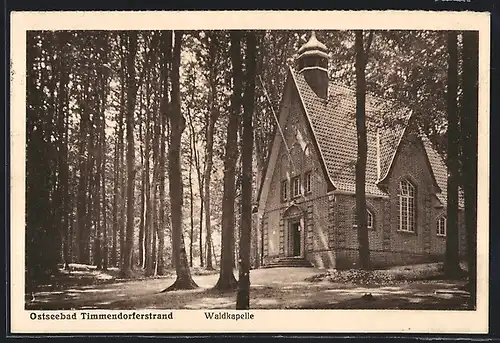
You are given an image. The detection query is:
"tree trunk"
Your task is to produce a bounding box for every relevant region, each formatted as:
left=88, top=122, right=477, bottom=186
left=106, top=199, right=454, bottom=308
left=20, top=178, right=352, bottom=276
left=76, top=74, right=91, bottom=264
left=89, top=117, right=97, bottom=267
left=203, top=132, right=213, bottom=270
left=162, top=31, right=198, bottom=291
left=102, top=137, right=108, bottom=271
left=144, top=81, right=154, bottom=276
left=189, top=138, right=195, bottom=267
left=200, top=33, right=222, bottom=272
left=121, top=32, right=138, bottom=277
left=157, top=31, right=171, bottom=276
left=138, top=107, right=146, bottom=268
left=185, top=94, right=197, bottom=267
left=204, top=126, right=214, bottom=271
left=47, top=37, right=62, bottom=274
left=214, top=31, right=242, bottom=291
left=199, top=199, right=204, bottom=267
left=149, top=61, right=161, bottom=276
left=57, top=32, right=71, bottom=270
left=112, top=120, right=119, bottom=267
left=101, top=86, right=109, bottom=270
left=460, top=30, right=478, bottom=307
left=95, top=36, right=109, bottom=270
left=94, top=88, right=103, bottom=271
left=193, top=127, right=204, bottom=269
left=444, top=31, right=462, bottom=278
left=354, top=30, right=372, bottom=270
left=118, top=34, right=127, bottom=269
left=152, top=181, right=158, bottom=275
left=189, top=106, right=204, bottom=268
left=236, top=31, right=257, bottom=309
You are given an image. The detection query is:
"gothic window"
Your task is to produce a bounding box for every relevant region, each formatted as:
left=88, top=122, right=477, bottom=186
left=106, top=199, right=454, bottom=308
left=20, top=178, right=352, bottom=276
left=291, top=176, right=301, bottom=198
left=304, top=171, right=312, bottom=194
left=437, top=215, right=446, bottom=236
left=399, top=179, right=416, bottom=232
left=280, top=180, right=288, bottom=202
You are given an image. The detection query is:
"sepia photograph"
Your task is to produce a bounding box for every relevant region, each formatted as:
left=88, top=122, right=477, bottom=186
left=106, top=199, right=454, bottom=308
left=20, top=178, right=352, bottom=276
left=10, top=11, right=490, bottom=334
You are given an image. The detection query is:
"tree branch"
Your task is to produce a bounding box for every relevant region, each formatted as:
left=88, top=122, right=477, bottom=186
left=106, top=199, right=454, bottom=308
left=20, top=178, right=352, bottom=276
left=363, top=30, right=374, bottom=68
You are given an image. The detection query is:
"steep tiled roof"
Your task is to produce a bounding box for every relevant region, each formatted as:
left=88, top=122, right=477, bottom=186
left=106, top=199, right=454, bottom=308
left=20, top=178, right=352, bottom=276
left=421, top=135, right=464, bottom=207
left=422, top=135, right=448, bottom=204
left=290, top=67, right=447, bottom=199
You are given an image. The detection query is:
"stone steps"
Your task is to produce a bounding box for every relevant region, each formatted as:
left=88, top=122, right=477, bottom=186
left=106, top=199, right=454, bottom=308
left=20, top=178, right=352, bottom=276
left=262, top=257, right=314, bottom=268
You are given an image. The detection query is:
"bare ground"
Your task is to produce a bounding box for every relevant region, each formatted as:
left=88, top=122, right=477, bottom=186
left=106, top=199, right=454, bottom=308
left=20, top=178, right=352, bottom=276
left=26, top=266, right=471, bottom=310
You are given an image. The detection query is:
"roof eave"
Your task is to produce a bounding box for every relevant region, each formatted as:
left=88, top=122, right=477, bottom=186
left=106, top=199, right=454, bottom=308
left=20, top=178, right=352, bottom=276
left=255, top=70, right=294, bottom=206
left=289, top=66, right=337, bottom=192
left=376, top=113, right=413, bottom=185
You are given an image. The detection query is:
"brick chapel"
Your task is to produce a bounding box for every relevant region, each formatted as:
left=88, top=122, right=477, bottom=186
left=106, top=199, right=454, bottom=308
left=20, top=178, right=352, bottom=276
left=256, top=32, right=466, bottom=269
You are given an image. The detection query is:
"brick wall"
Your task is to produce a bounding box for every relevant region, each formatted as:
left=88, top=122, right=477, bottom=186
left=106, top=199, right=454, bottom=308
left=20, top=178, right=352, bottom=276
left=383, top=134, right=434, bottom=256
left=332, top=133, right=467, bottom=269
left=261, top=87, right=467, bottom=269
left=262, top=86, right=331, bottom=265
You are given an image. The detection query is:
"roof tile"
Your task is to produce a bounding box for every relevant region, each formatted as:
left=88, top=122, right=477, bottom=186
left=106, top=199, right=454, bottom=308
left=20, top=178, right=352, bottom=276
left=291, top=68, right=450, bottom=203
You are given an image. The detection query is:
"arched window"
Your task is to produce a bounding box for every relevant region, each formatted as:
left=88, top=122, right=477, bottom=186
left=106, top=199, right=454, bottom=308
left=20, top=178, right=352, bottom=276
left=437, top=215, right=446, bottom=236
left=280, top=180, right=288, bottom=203
left=399, top=179, right=415, bottom=232
left=352, top=208, right=374, bottom=230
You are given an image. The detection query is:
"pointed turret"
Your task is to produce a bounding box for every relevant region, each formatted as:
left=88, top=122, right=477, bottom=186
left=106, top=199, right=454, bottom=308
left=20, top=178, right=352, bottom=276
left=297, top=31, right=329, bottom=99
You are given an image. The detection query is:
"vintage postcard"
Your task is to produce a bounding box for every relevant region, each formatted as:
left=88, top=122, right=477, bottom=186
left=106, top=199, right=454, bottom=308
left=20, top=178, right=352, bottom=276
left=10, top=10, right=490, bottom=334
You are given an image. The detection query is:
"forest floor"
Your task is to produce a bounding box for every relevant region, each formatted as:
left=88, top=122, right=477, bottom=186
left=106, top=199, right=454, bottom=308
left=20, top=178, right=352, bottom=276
left=26, top=263, right=471, bottom=310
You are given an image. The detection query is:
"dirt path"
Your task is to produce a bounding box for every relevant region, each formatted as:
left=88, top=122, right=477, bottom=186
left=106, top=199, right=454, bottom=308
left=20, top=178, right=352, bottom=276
left=27, top=267, right=470, bottom=310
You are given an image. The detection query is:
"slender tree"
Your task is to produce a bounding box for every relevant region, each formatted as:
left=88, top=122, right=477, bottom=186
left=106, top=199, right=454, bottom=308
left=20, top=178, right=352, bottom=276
left=118, top=33, right=127, bottom=269
left=444, top=31, right=462, bottom=278
left=460, top=30, right=479, bottom=307
left=138, top=85, right=146, bottom=268
left=236, top=31, right=257, bottom=309
left=111, top=98, right=120, bottom=267
left=151, top=60, right=161, bottom=275
left=188, top=116, right=195, bottom=267
left=56, top=32, right=71, bottom=270
left=144, top=63, right=154, bottom=276
left=203, top=32, right=222, bottom=271
left=214, top=30, right=242, bottom=291
left=157, top=30, right=172, bottom=276
left=354, top=30, right=373, bottom=270
left=121, top=31, right=138, bottom=277
left=76, top=45, right=91, bottom=264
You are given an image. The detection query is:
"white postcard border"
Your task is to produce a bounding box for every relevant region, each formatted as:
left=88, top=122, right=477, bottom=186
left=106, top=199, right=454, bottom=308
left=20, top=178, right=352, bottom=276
left=10, top=10, right=491, bottom=334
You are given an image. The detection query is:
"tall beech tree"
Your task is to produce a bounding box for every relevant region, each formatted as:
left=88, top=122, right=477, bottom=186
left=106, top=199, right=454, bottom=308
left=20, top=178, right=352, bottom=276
left=56, top=31, right=71, bottom=270
left=163, top=31, right=198, bottom=291
left=203, top=31, right=222, bottom=271
left=236, top=31, right=258, bottom=309
left=214, top=30, right=242, bottom=291
left=121, top=31, right=138, bottom=277
left=117, top=33, right=127, bottom=268
left=157, top=30, right=172, bottom=276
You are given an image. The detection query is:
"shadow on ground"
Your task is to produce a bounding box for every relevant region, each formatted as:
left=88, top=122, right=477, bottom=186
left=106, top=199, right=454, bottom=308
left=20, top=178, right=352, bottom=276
left=26, top=267, right=471, bottom=311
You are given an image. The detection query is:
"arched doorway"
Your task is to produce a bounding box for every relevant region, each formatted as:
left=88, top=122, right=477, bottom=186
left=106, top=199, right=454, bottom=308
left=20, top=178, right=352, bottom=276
left=283, top=204, right=305, bottom=258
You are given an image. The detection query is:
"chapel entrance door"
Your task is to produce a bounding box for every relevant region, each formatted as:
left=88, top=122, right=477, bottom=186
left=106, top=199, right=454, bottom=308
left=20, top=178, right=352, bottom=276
left=289, top=220, right=301, bottom=257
